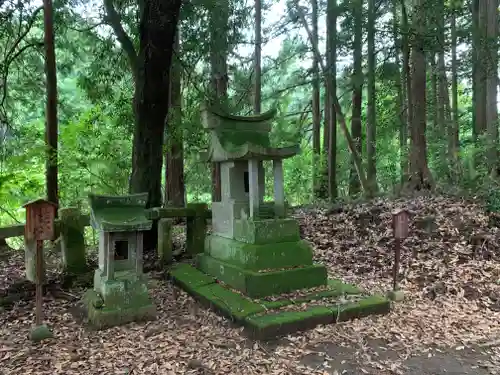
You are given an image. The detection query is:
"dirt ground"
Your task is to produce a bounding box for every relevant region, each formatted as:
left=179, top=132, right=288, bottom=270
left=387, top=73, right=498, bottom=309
left=2, top=195, right=500, bottom=374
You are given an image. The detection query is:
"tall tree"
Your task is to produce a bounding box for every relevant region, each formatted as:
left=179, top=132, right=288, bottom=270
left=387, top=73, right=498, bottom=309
left=485, top=0, right=498, bottom=174
left=129, top=0, right=183, bottom=247
left=254, top=0, right=262, bottom=114
left=408, top=0, right=433, bottom=189
left=209, top=0, right=230, bottom=202
left=449, top=1, right=459, bottom=180
left=349, top=0, right=363, bottom=196
left=311, top=0, right=321, bottom=197
left=366, top=0, right=377, bottom=194
left=165, top=30, right=185, bottom=207
left=44, top=0, right=58, bottom=206
left=325, top=0, right=338, bottom=200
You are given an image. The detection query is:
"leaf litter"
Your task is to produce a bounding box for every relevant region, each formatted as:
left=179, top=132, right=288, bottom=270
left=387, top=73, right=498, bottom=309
left=0, top=195, right=500, bottom=374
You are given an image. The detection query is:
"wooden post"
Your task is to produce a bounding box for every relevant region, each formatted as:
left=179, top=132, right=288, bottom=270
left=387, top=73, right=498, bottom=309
left=22, top=198, right=57, bottom=341
left=35, top=239, right=44, bottom=326
left=392, top=209, right=410, bottom=292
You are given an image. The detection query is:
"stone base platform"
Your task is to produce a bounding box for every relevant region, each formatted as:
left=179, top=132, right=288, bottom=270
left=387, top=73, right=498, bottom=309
left=169, top=264, right=390, bottom=340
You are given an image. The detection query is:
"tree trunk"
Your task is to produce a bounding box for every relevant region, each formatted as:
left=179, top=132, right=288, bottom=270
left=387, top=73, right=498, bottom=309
left=325, top=0, right=338, bottom=200
left=350, top=0, right=363, bottom=196
left=254, top=0, right=262, bottom=114
left=407, top=0, right=433, bottom=190
left=43, top=0, right=58, bottom=207
left=209, top=0, right=229, bottom=202
left=294, top=1, right=369, bottom=194
left=312, top=0, right=321, bottom=197
left=450, top=5, right=459, bottom=181
left=165, top=30, right=185, bottom=207
left=392, top=0, right=408, bottom=184
left=430, top=55, right=438, bottom=130
left=401, top=0, right=412, bottom=183
left=130, top=0, right=182, bottom=249
left=475, top=0, right=487, bottom=141
left=366, top=0, right=377, bottom=195
left=436, top=0, right=449, bottom=177
left=485, top=0, right=498, bottom=175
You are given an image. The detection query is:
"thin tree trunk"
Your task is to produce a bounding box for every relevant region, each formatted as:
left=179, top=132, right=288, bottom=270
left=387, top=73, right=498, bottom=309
left=312, top=0, right=321, bottom=197
left=430, top=55, right=438, bottom=131
left=350, top=0, right=363, bottom=196
left=366, top=0, right=377, bottom=195
left=165, top=30, right=185, bottom=207
left=450, top=6, right=459, bottom=181
left=43, top=0, right=58, bottom=207
left=294, top=1, right=369, bottom=193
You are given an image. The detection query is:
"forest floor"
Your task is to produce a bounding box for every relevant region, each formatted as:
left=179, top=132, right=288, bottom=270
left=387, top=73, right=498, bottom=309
left=2, top=194, right=500, bottom=374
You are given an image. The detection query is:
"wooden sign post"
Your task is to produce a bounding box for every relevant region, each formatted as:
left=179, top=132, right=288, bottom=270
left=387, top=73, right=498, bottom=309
left=390, top=209, right=410, bottom=301
left=23, top=198, right=57, bottom=342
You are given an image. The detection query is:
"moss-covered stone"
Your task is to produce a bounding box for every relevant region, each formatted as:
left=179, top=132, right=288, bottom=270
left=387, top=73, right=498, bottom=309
left=29, top=324, right=53, bottom=342
left=169, top=263, right=216, bottom=291
left=168, top=264, right=390, bottom=339
left=205, top=235, right=313, bottom=271
left=335, top=294, right=390, bottom=321
left=186, top=203, right=207, bottom=255
left=158, top=218, right=173, bottom=265
left=195, top=283, right=266, bottom=320
left=232, top=218, right=300, bottom=244
left=59, top=207, right=87, bottom=274
left=244, top=306, right=334, bottom=340
left=197, top=254, right=327, bottom=298
left=82, top=289, right=156, bottom=329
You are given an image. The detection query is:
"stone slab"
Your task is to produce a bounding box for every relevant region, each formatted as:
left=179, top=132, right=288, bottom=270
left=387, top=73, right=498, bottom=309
left=197, top=254, right=327, bottom=298
left=232, top=218, right=300, bottom=244
left=169, top=263, right=216, bottom=290
left=168, top=264, right=390, bottom=340
left=205, top=235, right=314, bottom=271
left=82, top=289, right=156, bottom=330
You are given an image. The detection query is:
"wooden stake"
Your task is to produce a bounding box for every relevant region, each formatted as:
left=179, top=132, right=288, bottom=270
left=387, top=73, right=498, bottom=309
left=393, top=238, right=401, bottom=291
left=35, top=239, right=44, bottom=326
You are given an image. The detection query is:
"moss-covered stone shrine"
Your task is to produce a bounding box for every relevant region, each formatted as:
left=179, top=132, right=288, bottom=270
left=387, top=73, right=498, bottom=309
left=82, top=193, right=156, bottom=329
left=170, top=105, right=390, bottom=339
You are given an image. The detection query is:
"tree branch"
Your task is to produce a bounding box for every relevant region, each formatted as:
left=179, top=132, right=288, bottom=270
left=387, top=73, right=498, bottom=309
left=103, top=0, right=138, bottom=81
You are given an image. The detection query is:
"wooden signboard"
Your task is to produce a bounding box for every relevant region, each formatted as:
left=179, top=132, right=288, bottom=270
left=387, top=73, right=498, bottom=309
left=23, top=199, right=57, bottom=241
left=392, top=209, right=410, bottom=240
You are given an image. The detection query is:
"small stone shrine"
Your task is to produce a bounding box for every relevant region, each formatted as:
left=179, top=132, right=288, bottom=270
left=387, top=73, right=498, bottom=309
left=83, top=193, right=156, bottom=329
left=198, top=104, right=328, bottom=297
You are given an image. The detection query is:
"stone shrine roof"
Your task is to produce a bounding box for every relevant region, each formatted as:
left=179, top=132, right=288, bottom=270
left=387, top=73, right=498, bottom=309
left=88, top=193, right=152, bottom=232
left=201, top=104, right=300, bottom=162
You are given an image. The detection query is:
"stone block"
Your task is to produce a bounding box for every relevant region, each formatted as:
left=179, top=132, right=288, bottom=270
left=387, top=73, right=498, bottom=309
left=186, top=203, right=207, bottom=255
left=232, top=218, right=300, bottom=244
left=158, top=218, right=173, bottom=265
left=197, top=254, right=327, bottom=298
left=59, top=207, right=87, bottom=274
left=205, top=234, right=314, bottom=271
left=82, top=289, right=156, bottom=330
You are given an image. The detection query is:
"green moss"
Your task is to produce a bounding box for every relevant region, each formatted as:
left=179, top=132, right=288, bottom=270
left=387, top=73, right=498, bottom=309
left=232, top=218, right=300, bottom=244
left=336, top=294, right=390, bottom=321
left=82, top=289, right=156, bottom=330
left=206, top=235, right=313, bottom=271
left=169, top=263, right=216, bottom=291
left=197, top=254, right=327, bottom=298
left=244, top=306, right=334, bottom=340
left=195, top=283, right=266, bottom=320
